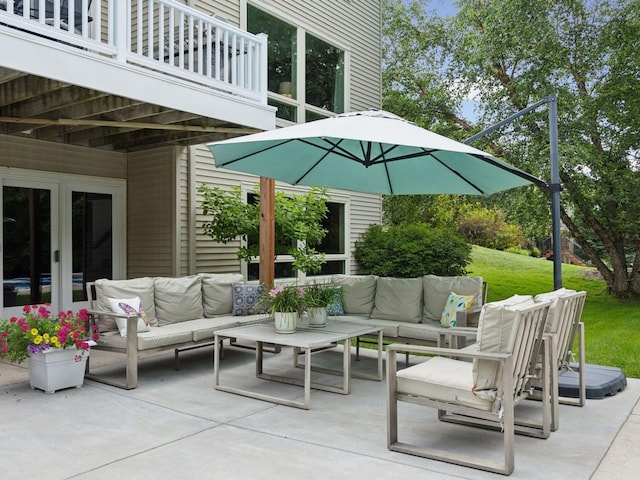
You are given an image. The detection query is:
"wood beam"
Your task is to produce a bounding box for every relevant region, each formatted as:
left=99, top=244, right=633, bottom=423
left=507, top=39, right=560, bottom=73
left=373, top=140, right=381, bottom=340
left=259, top=177, right=275, bottom=289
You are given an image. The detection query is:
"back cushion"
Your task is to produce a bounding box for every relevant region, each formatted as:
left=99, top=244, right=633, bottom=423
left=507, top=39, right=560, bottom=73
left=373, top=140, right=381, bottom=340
left=200, top=273, right=244, bottom=316
left=331, top=275, right=377, bottom=315
left=371, top=277, right=423, bottom=323
left=96, top=277, right=157, bottom=328
left=422, top=275, right=483, bottom=322
left=534, top=287, right=577, bottom=334
left=472, top=298, right=537, bottom=398
left=154, top=276, right=203, bottom=325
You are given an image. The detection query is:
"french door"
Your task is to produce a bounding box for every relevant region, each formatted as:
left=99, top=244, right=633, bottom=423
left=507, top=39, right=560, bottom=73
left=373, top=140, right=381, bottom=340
left=1, top=173, right=124, bottom=317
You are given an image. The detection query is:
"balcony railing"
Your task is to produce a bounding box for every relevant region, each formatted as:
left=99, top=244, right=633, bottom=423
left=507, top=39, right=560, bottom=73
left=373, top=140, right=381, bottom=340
left=0, top=0, right=268, bottom=103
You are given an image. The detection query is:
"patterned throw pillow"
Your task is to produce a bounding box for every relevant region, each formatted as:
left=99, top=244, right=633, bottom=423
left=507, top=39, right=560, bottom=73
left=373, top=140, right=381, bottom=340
left=108, top=296, right=152, bottom=337
left=440, top=292, right=475, bottom=328
left=232, top=284, right=265, bottom=316
left=326, top=286, right=344, bottom=316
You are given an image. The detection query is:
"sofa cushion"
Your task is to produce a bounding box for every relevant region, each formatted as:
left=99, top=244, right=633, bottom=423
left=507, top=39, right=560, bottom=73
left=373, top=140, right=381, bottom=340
left=107, top=296, right=151, bottom=337
left=423, top=275, right=483, bottom=322
left=371, top=277, right=423, bottom=323
left=200, top=273, right=244, bottom=316
left=95, top=277, right=157, bottom=328
left=337, top=315, right=400, bottom=337
left=440, top=292, right=475, bottom=328
left=154, top=276, right=204, bottom=326
left=232, top=284, right=265, bottom=316
left=331, top=275, right=377, bottom=315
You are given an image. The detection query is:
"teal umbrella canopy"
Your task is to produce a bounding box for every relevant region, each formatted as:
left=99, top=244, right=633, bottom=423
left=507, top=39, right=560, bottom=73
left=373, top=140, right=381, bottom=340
left=207, top=110, right=547, bottom=195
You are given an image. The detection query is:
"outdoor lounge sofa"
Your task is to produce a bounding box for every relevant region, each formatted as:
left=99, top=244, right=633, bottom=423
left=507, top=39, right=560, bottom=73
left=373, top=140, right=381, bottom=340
left=85, top=274, right=269, bottom=389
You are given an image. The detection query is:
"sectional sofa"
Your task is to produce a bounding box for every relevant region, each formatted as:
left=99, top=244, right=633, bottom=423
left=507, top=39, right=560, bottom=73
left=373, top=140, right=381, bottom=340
left=85, top=273, right=486, bottom=390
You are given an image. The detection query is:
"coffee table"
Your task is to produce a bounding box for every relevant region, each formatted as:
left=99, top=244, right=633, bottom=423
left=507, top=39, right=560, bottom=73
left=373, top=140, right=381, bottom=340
left=213, top=320, right=383, bottom=409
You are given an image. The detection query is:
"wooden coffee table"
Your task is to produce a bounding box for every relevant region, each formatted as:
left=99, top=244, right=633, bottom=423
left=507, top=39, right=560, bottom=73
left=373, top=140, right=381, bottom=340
left=213, top=321, right=383, bottom=409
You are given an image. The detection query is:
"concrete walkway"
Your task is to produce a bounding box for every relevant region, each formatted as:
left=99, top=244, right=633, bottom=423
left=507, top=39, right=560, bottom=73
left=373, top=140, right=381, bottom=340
left=0, top=345, right=638, bottom=479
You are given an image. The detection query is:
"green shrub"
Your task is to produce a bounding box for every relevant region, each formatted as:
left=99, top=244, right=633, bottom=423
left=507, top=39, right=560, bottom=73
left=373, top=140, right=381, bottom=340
left=354, top=223, right=471, bottom=277
left=456, top=204, right=525, bottom=250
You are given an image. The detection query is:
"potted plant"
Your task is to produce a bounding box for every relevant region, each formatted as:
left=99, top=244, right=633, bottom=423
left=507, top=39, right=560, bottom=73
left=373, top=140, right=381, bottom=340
left=0, top=304, right=100, bottom=393
left=303, top=283, right=341, bottom=327
left=261, top=284, right=306, bottom=333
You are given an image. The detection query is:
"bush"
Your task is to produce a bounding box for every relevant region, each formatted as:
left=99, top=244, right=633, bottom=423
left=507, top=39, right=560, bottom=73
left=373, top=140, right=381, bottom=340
left=456, top=205, right=525, bottom=250
left=354, top=223, right=471, bottom=277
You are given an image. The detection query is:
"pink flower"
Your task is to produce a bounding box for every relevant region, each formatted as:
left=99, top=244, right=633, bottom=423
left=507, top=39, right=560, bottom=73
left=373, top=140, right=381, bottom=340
left=268, top=285, right=284, bottom=297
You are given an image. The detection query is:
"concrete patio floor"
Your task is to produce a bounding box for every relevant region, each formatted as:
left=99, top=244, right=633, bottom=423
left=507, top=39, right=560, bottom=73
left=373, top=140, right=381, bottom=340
left=1, top=344, right=638, bottom=480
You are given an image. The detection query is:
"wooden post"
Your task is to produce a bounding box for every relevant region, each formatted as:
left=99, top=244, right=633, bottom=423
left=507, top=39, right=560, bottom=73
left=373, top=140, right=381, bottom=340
left=259, top=177, right=275, bottom=289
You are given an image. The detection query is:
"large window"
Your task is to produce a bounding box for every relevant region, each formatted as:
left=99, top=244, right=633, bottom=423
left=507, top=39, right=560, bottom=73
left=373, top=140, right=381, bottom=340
left=245, top=193, right=347, bottom=281
left=247, top=5, right=347, bottom=122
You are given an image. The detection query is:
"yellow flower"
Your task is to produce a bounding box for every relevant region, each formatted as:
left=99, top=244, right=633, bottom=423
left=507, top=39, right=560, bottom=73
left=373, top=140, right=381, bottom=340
left=54, top=341, right=61, bottom=348
left=43, top=333, right=50, bottom=341
left=30, top=328, right=38, bottom=336
left=51, top=336, right=58, bottom=344
left=34, top=335, right=43, bottom=345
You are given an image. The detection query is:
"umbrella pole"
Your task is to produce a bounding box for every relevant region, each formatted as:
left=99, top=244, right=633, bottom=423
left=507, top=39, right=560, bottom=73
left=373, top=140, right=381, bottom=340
left=259, top=177, right=275, bottom=289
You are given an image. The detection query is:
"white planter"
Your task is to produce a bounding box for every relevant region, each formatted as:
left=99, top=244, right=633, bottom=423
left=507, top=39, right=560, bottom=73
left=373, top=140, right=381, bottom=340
left=28, top=347, right=90, bottom=394
left=274, top=312, right=298, bottom=334
left=307, top=307, right=327, bottom=327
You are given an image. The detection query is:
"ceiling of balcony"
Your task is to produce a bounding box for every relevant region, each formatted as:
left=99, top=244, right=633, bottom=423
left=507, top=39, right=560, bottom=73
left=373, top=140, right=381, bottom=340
left=0, top=67, right=260, bottom=153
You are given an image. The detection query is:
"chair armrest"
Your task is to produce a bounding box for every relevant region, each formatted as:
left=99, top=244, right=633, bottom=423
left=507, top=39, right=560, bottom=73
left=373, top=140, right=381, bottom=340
left=386, top=343, right=510, bottom=362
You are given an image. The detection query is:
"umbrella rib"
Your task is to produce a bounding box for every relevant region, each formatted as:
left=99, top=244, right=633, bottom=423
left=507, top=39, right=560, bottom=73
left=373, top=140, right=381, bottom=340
left=217, top=139, right=296, bottom=167
left=429, top=151, right=487, bottom=194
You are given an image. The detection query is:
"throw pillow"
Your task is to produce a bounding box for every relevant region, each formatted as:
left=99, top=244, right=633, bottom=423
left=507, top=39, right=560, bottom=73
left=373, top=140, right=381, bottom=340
left=232, top=284, right=265, bottom=316
left=107, top=296, right=152, bottom=337
left=440, top=292, right=475, bottom=328
left=325, top=285, right=344, bottom=316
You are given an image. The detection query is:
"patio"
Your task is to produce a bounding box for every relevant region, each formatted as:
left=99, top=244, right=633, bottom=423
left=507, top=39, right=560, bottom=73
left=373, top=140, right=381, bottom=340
left=0, top=344, right=638, bottom=479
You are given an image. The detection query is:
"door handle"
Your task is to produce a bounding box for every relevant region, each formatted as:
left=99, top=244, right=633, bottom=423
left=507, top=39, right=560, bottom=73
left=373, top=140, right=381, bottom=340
left=54, top=250, right=60, bottom=262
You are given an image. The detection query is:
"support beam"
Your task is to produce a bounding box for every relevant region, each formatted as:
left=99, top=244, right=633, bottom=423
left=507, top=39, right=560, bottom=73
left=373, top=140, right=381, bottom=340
left=259, top=177, right=275, bottom=289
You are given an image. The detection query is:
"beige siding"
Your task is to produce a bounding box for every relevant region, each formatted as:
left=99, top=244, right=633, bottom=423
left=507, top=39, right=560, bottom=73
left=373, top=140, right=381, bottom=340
left=0, top=134, right=126, bottom=177
left=127, top=147, right=177, bottom=278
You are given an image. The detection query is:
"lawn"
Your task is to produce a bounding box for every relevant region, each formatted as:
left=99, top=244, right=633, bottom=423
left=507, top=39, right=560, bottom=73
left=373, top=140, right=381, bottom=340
left=468, top=246, right=640, bottom=378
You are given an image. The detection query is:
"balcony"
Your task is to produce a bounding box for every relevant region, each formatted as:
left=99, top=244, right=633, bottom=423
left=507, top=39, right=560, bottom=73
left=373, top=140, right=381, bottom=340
left=0, top=0, right=273, bottom=151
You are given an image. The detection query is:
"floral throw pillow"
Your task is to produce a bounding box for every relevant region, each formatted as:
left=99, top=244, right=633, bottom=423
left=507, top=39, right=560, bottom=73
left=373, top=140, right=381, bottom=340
left=326, top=286, right=344, bottom=316
left=440, top=292, right=475, bottom=328
left=108, top=296, right=151, bottom=337
left=232, top=284, right=265, bottom=316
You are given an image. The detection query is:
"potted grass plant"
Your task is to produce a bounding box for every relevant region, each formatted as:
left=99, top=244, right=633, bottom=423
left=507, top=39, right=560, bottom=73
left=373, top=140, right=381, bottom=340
left=261, top=285, right=306, bottom=333
left=303, top=283, right=341, bottom=327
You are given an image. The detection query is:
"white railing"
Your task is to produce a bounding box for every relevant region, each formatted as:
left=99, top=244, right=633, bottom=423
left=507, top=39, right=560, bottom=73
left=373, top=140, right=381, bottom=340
left=0, top=0, right=267, bottom=103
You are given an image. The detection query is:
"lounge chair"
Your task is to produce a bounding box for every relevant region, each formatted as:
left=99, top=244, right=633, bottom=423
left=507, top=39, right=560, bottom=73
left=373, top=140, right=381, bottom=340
left=386, top=299, right=551, bottom=475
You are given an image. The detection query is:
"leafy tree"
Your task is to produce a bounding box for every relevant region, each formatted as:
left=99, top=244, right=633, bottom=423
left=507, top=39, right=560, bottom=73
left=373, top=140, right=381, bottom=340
left=383, top=0, right=640, bottom=297
left=199, top=185, right=329, bottom=274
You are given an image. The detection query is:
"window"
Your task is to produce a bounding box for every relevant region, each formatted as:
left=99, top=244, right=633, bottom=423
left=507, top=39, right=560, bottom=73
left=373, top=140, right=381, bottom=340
left=247, top=5, right=347, bottom=121
left=245, top=193, right=347, bottom=281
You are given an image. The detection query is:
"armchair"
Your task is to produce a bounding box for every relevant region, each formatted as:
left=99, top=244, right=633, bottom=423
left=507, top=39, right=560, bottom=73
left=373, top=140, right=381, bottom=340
left=386, top=299, right=551, bottom=475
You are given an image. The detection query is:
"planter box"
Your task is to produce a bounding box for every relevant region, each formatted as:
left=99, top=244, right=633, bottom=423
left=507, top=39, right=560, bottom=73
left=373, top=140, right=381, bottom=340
left=28, top=347, right=90, bottom=394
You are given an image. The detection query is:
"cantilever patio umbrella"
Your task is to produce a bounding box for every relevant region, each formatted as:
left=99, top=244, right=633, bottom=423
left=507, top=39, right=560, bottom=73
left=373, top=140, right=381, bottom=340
left=207, top=110, right=548, bottom=283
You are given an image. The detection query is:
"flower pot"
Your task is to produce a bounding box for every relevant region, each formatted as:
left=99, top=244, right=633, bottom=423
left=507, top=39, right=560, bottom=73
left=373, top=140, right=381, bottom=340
left=307, top=307, right=327, bottom=327
left=28, top=347, right=90, bottom=394
left=274, top=312, right=298, bottom=334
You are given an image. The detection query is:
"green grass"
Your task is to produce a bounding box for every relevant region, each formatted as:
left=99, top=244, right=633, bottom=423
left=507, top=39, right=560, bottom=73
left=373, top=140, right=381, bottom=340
left=468, top=246, right=640, bottom=378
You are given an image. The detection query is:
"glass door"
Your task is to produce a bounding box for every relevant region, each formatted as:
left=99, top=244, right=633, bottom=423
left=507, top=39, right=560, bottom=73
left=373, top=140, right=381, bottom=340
left=2, top=181, right=59, bottom=316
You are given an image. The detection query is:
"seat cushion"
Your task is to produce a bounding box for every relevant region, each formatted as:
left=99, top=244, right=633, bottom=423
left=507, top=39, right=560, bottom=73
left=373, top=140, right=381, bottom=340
left=397, top=321, right=441, bottom=343
left=331, top=275, right=377, bottom=315
left=338, top=315, right=400, bottom=337
left=96, top=324, right=194, bottom=351
left=154, top=276, right=204, bottom=325
left=371, top=277, right=423, bottom=323
left=396, top=357, right=493, bottom=411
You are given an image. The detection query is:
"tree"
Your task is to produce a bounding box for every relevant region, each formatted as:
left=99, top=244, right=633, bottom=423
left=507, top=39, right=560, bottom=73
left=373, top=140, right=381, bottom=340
left=383, top=0, right=640, bottom=297
left=199, top=185, right=329, bottom=275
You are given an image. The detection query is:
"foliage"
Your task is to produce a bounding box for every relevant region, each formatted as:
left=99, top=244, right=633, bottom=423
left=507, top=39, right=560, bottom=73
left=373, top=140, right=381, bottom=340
left=455, top=203, right=525, bottom=250
left=467, top=245, right=640, bottom=378
left=354, top=223, right=471, bottom=277
left=382, top=0, right=640, bottom=298
left=302, top=283, right=341, bottom=309
left=199, top=185, right=329, bottom=274
left=0, top=304, right=99, bottom=364
left=260, top=285, right=306, bottom=315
